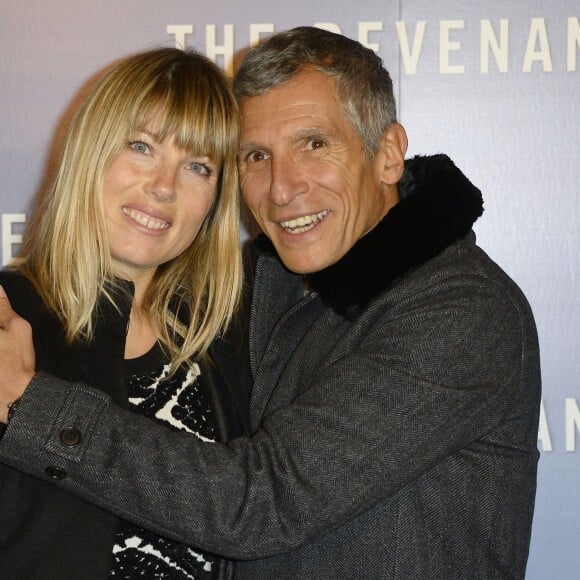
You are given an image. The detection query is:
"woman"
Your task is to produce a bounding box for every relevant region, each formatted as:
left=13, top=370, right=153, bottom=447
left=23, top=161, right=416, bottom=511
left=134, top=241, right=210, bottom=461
left=0, top=48, right=248, bottom=578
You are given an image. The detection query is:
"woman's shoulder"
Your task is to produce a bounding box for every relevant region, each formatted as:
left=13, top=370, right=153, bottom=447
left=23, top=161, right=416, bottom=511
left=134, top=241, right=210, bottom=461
left=0, top=268, right=33, bottom=292
left=0, top=268, right=46, bottom=318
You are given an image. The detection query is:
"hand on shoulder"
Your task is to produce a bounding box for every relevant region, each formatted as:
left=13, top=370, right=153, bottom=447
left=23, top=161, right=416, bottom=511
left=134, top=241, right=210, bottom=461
left=0, top=285, right=35, bottom=424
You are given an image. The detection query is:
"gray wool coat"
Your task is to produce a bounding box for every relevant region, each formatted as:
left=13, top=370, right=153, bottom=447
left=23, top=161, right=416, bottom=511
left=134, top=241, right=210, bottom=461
left=0, top=155, right=541, bottom=579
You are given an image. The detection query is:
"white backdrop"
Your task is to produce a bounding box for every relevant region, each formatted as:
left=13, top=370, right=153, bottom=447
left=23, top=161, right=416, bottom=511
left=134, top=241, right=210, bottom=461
left=1, top=2, right=578, bottom=577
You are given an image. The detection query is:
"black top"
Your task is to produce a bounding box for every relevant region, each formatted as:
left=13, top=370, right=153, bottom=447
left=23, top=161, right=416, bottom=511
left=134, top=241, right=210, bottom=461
left=108, top=344, right=215, bottom=579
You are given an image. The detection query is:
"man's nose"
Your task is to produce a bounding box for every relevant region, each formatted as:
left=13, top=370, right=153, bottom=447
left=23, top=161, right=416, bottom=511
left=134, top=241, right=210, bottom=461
left=269, top=156, right=308, bottom=206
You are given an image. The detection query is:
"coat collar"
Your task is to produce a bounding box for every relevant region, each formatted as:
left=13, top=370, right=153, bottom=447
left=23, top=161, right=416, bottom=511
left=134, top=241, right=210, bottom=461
left=255, top=154, right=484, bottom=316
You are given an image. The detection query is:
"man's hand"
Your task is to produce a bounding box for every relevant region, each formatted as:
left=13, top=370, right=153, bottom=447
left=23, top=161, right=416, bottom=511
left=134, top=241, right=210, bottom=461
left=0, top=285, right=35, bottom=424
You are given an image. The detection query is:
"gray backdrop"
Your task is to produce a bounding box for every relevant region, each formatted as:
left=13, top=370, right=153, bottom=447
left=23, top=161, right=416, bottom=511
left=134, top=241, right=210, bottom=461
left=1, top=1, right=578, bottom=577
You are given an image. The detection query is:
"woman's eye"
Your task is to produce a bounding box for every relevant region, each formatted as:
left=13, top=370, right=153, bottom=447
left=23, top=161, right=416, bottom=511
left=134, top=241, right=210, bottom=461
left=188, top=162, right=211, bottom=176
left=129, top=141, right=150, bottom=154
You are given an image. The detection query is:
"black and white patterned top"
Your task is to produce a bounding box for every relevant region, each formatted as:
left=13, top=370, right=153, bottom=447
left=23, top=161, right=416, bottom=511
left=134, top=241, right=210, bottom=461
left=108, top=343, right=216, bottom=579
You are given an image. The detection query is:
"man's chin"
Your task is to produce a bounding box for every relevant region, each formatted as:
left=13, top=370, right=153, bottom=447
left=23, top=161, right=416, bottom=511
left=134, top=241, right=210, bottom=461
left=267, top=229, right=341, bottom=274
left=276, top=249, right=334, bottom=275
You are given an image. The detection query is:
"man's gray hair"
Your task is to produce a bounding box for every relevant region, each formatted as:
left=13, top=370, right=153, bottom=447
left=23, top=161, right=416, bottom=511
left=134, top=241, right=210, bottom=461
left=233, top=26, right=398, bottom=157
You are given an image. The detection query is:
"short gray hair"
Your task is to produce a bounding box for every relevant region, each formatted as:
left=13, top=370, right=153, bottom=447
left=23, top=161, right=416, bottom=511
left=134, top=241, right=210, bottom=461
left=233, top=26, right=398, bottom=157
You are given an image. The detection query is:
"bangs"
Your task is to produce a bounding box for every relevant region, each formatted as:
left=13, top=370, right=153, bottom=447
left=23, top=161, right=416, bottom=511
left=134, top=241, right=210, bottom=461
left=127, top=76, right=236, bottom=162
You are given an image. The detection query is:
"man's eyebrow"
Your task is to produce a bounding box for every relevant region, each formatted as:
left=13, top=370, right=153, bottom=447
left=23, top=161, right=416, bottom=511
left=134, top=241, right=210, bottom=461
left=238, top=127, right=333, bottom=151
left=289, top=125, right=336, bottom=141
left=237, top=142, right=264, bottom=154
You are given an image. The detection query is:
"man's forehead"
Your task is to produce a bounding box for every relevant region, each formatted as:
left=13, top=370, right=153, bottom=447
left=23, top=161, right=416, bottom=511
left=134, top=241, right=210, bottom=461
left=242, top=70, right=338, bottom=111
left=239, top=73, right=343, bottom=144
left=241, top=105, right=329, bottom=133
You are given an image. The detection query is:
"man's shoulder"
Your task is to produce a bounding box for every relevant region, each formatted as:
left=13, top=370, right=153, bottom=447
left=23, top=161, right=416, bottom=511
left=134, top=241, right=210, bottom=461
left=450, top=236, right=531, bottom=304
left=415, top=233, right=518, bottom=286
left=401, top=234, right=536, bottom=327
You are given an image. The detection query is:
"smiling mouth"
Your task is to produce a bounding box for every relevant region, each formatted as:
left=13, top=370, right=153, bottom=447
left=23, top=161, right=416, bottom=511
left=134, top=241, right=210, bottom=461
left=279, top=210, right=329, bottom=234
left=123, top=207, right=170, bottom=230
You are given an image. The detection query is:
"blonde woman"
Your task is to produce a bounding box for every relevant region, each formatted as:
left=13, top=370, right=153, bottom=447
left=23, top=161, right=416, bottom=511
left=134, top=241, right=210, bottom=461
left=0, top=48, right=248, bottom=578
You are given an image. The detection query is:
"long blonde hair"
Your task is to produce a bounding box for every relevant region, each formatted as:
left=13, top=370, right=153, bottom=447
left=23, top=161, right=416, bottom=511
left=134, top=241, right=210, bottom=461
left=22, top=48, right=242, bottom=369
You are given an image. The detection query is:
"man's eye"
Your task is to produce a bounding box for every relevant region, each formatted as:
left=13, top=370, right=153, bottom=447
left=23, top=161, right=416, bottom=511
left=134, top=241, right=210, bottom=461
left=129, top=141, right=150, bottom=154
left=247, top=150, right=268, bottom=163
left=306, top=139, right=326, bottom=151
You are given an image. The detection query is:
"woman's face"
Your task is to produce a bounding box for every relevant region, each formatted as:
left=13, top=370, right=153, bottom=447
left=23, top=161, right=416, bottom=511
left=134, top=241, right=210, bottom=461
left=103, top=123, right=220, bottom=284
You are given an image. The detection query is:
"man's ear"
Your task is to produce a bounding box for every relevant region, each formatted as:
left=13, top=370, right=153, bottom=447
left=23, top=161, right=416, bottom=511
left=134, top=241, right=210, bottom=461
left=379, top=123, right=408, bottom=185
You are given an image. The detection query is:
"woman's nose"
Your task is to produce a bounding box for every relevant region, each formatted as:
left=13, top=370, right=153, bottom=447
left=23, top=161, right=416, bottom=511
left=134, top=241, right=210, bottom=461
left=148, top=163, right=177, bottom=202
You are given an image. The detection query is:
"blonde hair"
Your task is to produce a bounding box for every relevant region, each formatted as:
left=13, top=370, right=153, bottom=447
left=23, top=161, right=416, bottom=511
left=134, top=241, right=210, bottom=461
left=22, top=47, right=242, bottom=370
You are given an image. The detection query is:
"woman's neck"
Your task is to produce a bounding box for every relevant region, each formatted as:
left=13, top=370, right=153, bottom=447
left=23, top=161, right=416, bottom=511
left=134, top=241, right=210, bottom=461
left=120, top=269, right=159, bottom=360
left=125, top=305, right=158, bottom=360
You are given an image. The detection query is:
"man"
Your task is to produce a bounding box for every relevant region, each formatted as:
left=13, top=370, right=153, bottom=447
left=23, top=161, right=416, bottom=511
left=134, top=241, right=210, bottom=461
left=0, top=27, right=541, bottom=578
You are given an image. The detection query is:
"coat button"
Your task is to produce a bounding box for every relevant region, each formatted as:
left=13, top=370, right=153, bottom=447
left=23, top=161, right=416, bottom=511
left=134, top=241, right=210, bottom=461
left=59, top=427, right=82, bottom=447
left=45, top=466, right=67, bottom=480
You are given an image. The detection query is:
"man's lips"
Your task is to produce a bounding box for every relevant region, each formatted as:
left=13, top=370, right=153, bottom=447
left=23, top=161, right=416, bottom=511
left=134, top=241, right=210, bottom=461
left=278, top=209, right=329, bottom=234
left=122, top=206, right=171, bottom=230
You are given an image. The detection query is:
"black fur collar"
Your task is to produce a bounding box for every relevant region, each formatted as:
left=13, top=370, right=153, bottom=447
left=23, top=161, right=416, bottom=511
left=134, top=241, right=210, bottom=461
left=257, top=154, right=484, bottom=316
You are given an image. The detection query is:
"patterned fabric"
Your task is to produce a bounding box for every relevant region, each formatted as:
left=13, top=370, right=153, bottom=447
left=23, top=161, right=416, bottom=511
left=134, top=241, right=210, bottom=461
left=109, top=344, right=215, bottom=579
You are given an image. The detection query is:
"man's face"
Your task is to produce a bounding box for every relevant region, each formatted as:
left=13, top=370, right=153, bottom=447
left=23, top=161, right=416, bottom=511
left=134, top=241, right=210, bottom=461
left=238, top=68, right=406, bottom=274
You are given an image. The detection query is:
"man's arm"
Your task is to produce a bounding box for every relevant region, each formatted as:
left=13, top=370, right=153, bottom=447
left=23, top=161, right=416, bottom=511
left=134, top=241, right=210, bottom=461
left=0, top=278, right=538, bottom=559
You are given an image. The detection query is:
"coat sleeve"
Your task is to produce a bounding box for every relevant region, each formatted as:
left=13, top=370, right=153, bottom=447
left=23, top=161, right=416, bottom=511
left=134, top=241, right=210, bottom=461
left=0, top=271, right=540, bottom=560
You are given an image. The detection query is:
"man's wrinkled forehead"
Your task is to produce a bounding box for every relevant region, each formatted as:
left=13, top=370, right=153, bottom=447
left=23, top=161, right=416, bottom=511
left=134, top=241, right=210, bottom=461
left=239, top=70, right=343, bottom=140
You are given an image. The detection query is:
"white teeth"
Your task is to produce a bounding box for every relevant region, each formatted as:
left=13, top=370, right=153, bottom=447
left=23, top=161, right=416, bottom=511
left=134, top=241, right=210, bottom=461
left=123, top=207, right=170, bottom=230
left=279, top=210, right=329, bottom=234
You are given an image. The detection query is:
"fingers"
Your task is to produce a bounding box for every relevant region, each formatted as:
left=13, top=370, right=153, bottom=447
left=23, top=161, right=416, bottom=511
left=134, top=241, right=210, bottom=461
left=0, top=285, right=36, bottom=418
left=0, top=285, right=16, bottom=329
left=0, top=284, right=34, bottom=360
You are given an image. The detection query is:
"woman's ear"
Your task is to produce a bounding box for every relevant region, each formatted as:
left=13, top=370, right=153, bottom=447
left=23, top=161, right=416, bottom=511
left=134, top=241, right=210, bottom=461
left=379, top=123, right=408, bottom=185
